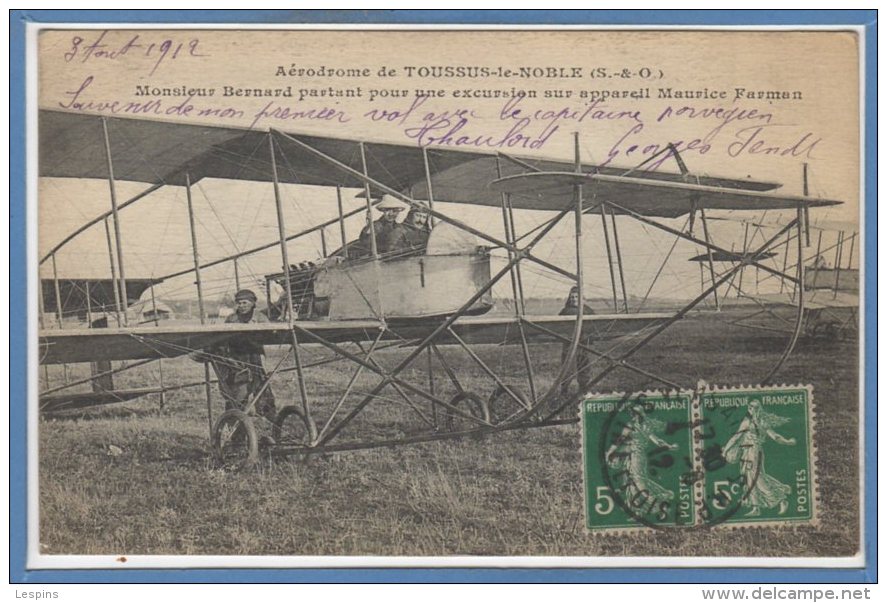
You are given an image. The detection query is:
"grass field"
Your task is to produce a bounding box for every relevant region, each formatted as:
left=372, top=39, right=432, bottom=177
left=38, top=314, right=860, bottom=558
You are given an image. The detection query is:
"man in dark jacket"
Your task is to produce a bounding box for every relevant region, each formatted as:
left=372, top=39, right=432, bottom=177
left=356, top=195, right=410, bottom=257
left=401, top=201, right=432, bottom=253
left=212, top=288, right=277, bottom=421
left=558, top=285, right=594, bottom=398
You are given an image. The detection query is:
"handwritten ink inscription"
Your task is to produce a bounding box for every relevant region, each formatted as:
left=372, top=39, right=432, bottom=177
left=50, top=54, right=822, bottom=165
left=63, top=31, right=206, bottom=76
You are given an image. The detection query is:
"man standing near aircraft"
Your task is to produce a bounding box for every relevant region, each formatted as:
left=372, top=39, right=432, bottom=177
left=559, top=285, right=594, bottom=399
left=208, top=288, right=277, bottom=421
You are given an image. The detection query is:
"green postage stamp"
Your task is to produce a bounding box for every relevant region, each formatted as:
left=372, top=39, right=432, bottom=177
left=582, top=384, right=816, bottom=531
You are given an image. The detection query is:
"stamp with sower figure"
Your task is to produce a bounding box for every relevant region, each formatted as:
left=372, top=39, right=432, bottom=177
left=699, top=385, right=816, bottom=526
left=583, top=391, right=697, bottom=530
left=582, top=384, right=816, bottom=531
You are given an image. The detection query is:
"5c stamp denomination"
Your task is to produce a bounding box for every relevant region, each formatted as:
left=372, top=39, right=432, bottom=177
left=583, top=384, right=816, bottom=531
left=700, top=385, right=816, bottom=526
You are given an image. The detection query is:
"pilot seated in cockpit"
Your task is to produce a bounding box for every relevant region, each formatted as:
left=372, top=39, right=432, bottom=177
left=331, top=196, right=432, bottom=261
left=353, top=195, right=409, bottom=258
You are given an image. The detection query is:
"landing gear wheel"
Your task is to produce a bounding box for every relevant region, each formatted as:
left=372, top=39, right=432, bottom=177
left=443, top=392, right=491, bottom=432
left=272, top=405, right=313, bottom=447
left=212, top=409, right=259, bottom=470
left=487, top=384, right=530, bottom=423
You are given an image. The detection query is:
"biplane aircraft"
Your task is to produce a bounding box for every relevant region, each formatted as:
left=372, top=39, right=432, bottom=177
left=685, top=213, right=859, bottom=342
left=37, top=109, right=843, bottom=467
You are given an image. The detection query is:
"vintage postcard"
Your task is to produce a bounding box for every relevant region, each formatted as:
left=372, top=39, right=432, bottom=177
left=29, top=24, right=864, bottom=568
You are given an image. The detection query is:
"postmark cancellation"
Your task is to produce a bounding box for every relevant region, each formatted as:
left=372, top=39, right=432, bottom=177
left=582, top=383, right=817, bottom=532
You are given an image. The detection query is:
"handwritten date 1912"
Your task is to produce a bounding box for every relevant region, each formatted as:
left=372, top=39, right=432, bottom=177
left=63, top=31, right=205, bottom=76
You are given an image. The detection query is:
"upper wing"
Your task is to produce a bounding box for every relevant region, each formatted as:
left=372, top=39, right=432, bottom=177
left=39, top=110, right=488, bottom=190
left=488, top=172, right=842, bottom=217
left=40, top=110, right=787, bottom=215
left=39, top=110, right=257, bottom=186
left=411, top=156, right=783, bottom=211
left=38, top=313, right=673, bottom=364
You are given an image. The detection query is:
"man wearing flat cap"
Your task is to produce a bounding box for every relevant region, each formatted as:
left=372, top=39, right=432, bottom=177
left=210, top=288, right=276, bottom=420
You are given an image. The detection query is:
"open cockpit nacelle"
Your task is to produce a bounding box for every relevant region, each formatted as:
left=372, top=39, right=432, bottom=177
left=266, top=222, right=493, bottom=322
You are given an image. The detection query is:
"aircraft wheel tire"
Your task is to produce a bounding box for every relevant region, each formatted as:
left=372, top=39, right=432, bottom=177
left=443, top=392, right=491, bottom=434
left=212, top=409, right=259, bottom=470
left=487, top=384, right=530, bottom=423
left=272, top=405, right=312, bottom=447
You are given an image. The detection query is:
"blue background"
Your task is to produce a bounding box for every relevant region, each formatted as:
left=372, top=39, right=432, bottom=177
left=9, top=9, right=877, bottom=584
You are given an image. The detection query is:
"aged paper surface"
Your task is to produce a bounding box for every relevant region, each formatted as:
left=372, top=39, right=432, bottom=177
left=34, top=28, right=861, bottom=564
